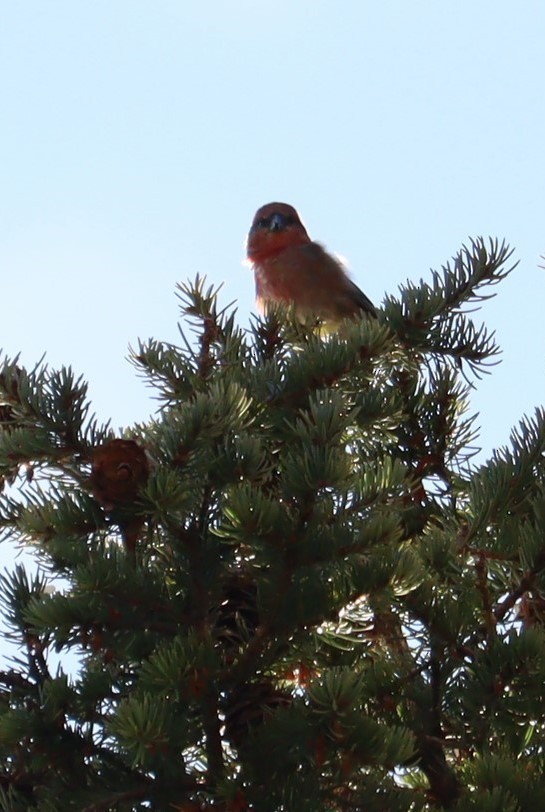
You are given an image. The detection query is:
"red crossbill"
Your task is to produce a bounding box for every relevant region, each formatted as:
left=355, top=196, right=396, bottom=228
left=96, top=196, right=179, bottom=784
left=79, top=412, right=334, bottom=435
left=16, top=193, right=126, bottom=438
left=246, top=202, right=376, bottom=324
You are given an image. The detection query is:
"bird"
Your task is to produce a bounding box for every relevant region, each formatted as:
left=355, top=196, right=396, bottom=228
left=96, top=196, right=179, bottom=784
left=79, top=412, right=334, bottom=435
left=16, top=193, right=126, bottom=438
left=246, top=202, right=376, bottom=325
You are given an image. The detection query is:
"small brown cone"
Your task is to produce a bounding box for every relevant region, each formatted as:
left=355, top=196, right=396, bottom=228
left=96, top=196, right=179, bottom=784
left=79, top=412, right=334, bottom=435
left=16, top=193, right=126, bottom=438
left=90, top=438, right=150, bottom=553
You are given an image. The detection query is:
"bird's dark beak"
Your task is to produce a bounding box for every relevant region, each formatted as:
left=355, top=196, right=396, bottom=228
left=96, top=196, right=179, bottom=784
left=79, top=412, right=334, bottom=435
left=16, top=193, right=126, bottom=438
left=268, top=213, right=286, bottom=232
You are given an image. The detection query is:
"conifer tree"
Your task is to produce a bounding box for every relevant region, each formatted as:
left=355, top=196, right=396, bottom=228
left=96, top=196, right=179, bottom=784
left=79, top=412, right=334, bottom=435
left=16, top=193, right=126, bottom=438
left=1, top=239, right=544, bottom=811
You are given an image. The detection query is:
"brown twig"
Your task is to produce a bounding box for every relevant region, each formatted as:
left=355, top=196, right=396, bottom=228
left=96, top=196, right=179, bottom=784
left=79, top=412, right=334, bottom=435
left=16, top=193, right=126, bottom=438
left=494, top=548, right=545, bottom=623
left=474, top=552, right=497, bottom=639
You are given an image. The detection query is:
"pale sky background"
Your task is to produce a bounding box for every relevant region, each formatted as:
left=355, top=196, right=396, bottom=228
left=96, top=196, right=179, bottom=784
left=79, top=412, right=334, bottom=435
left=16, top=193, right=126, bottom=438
left=0, top=2, right=544, bottom=599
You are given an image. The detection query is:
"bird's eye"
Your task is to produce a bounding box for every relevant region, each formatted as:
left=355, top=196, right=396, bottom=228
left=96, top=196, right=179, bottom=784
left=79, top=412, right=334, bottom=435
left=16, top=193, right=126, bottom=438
left=253, top=212, right=298, bottom=231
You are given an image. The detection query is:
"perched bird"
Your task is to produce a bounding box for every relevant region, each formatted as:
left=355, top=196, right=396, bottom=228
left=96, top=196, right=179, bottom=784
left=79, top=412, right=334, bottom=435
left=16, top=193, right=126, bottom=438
left=246, top=202, right=376, bottom=325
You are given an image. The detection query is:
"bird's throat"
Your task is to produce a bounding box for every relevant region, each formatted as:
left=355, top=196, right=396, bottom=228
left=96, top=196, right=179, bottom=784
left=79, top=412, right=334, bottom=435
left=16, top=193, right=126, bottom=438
left=247, top=231, right=309, bottom=263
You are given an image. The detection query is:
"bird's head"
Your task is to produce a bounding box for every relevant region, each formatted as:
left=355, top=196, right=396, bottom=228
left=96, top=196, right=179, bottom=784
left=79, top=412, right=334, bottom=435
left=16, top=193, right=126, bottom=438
left=247, top=202, right=310, bottom=262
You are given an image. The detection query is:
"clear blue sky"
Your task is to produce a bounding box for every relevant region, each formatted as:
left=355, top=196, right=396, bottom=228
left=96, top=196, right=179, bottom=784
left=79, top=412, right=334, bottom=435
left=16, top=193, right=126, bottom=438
left=1, top=1, right=544, bottom=457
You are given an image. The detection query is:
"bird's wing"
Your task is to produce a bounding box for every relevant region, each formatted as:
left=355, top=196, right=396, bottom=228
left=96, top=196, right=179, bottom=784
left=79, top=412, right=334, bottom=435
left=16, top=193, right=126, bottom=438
left=297, top=243, right=377, bottom=318
left=343, top=277, right=377, bottom=317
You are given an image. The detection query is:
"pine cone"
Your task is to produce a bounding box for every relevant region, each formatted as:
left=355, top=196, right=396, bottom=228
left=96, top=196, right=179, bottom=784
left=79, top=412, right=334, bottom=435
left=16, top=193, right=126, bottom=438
left=90, top=439, right=150, bottom=509
left=90, top=438, right=150, bottom=553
